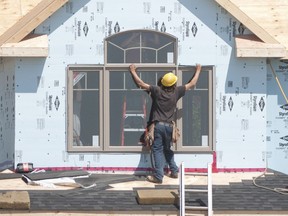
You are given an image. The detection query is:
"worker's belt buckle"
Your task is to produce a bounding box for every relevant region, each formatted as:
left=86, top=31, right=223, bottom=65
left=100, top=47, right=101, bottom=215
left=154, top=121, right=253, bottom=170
left=157, top=121, right=173, bottom=127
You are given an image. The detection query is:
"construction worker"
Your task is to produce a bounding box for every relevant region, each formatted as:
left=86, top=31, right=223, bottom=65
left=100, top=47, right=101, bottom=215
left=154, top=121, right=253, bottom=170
left=129, top=64, right=202, bottom=183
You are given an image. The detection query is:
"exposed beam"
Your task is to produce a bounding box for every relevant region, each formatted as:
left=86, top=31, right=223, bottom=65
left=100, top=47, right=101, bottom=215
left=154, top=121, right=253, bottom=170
left=0, top=0, right=43, bottom=35
left=0, top=34, right=48, bottom=57
left=215, top=0, right=278, bottom=44
left=0, top=0, right=68, bottom=46
left=235, top=35, right=286, bottom=58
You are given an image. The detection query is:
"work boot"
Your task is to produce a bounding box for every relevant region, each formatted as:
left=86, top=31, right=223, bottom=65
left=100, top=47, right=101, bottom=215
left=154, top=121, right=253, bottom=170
left=169, top=172, right=178, bottom=179
left=146, top=175, right=162, bottom=184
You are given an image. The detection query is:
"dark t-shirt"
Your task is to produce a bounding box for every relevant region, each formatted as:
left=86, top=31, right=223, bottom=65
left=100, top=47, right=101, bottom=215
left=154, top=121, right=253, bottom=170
left=148, top=85, right=186, bottom=123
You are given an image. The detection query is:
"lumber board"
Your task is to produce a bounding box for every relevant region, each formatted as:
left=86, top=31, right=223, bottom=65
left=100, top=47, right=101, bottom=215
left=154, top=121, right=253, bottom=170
left=0, top=0, right=53, bottom=45
left=6, top=0, right=68, bottom=44
left=0, top=0, right=42, bottom=36
left=0, top=34, right=48, bottom=57
left=0, top=191, right=30, bottom=210
left=0, top=0, right=68, bottom=45
left=0, top=16, right=19, bottom=35
left=215, top=0, right=279, bottom=44
left=21, top=0, right=44, bottom=15
left=136, top=189, right=179, bottom=205
left=217, top=0, right=288, bottom=51
left=235, top=35, right=286, bottom=58
left=229, top=0, right=288, bottom=7
left=0, top=0, right=21, bottom=15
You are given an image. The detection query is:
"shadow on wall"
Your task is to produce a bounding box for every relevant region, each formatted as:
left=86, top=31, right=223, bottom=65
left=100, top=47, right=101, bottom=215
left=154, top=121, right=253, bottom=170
left=39, top=0, right=91, bottom=35
left=15, top=58, right=46, bottom=93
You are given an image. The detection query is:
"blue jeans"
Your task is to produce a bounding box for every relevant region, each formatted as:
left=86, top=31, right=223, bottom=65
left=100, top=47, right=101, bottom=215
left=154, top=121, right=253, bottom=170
left=152, top=122, right=178, bottom=180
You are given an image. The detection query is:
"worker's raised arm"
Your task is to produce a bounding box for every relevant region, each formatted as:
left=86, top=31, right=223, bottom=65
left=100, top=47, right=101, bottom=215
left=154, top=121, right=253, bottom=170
left=185, top=64, right=202, bottom=90
left=129, top=64, right=150, bottom=90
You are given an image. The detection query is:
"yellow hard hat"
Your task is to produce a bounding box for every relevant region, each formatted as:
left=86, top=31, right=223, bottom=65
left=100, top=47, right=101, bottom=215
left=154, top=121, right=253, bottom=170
left=161, top=72, right=178, bottom=87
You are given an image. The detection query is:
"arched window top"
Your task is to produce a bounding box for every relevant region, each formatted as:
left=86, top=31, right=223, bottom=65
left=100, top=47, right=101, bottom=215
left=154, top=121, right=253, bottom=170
left=105, top=29, right=177, bottom=64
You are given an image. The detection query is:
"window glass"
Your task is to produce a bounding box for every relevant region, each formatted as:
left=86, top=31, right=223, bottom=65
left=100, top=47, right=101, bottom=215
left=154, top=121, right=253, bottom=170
left=73, top=71, right=99, bottom=147
left=142, top=49, right=156, bottom=63
left=106, top=30, right=176, bottom=64
left=67, top=30, right=214, bottom=152
left=158, top=43, right=174, bottom=63
left=126, top=49, right=140, bottom=63
left=195, top=70, right=209, bottom=89
left=182, top=71, right=209, bottom=147
left=142, top=31, right=172, bottom=49
left=109, top=31, right=141, bottom=49
left=107, top=43, right=124, bottom=63
left=109, top=70, right=166, bottom=146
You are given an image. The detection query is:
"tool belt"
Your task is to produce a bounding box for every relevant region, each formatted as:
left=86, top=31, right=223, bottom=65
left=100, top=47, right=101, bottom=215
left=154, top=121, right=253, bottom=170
left=144, top=123, right=155, bottom=146
left=171, top=121, right=180, bottom=143
left=140, top=121, right=180, bottom=146
left=156, top=121, right=180, bottom=143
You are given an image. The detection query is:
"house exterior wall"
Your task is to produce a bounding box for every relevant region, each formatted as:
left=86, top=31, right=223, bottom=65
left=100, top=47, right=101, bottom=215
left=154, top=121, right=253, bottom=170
left=1, top=0, right=286, bottom=174
left=267, top=60, right=288, bottom=174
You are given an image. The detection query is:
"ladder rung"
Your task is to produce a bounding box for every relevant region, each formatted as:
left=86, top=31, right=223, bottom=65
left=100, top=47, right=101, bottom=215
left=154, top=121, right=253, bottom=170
left=186, top=206, right=208, bottom=210
left=186, top=189, right=208, bottom=193
left=180, top=162, right=213, bottom=216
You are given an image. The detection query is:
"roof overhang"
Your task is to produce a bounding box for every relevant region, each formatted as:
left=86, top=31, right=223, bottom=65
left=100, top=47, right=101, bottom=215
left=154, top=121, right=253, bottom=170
left=215, top=0, right=288, bottom=60
left=0, top=0, right=68, bottom=57
left=235, top=34, right=287, bottom=58
left=0, top=34, right=48, bottom=57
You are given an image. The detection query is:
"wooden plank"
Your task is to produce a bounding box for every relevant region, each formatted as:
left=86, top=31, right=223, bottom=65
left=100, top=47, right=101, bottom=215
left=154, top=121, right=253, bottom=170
left=0, top=0, right=68, bottom=45
left=6, top=0, right=68, bottom=44
left=20, top=0, right=44, bottom=15
left=0, top=191, right=30, bottom=210
left=230, top=0, right=288, bottom=7
left=0, top=0, right=42, bottom=37
left=136, top=189, right=178, bottom=205
left=240, top=6, right=288, bottom=49
left=0, top=34, right=48, bottom=57
left=223, top=1, right=288, bottom=51
left=0, top=15, right=20, bottom=35
left=235, top=35, right=286, bottom=58
left=0, top=0, right=53, bottom=45
left=0, top=0, right=21, bottom=15
left=215, top=0, right=279, bottom=44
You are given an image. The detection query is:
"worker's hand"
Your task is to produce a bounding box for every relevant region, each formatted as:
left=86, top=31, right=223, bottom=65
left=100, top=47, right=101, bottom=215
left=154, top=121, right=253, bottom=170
left=129, top=64, right=136, bottom=73
left=196, top=63, right=201, bottom=72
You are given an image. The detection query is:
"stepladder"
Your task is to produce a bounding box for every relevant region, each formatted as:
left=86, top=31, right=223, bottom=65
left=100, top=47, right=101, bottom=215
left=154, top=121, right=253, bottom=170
left=179, top=162, right=213, bottom=216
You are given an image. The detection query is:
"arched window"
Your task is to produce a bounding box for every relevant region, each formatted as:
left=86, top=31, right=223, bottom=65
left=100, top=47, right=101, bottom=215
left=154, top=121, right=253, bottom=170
left=67, top=29, right=214, bottom=153
left=105, top=30, right=177, bottom=64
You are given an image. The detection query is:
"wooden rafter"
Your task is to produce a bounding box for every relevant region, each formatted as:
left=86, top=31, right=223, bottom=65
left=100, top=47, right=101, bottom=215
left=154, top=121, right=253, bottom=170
left=0, top=0, right=68, bottom=46
left=215, top=0, right=279, bottom=44
left=215, top=0, right=288, bottom=59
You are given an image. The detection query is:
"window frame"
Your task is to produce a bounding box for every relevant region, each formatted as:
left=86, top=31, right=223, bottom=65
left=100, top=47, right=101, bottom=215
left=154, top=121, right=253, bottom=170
left=104, top=29, right=178, bottom=65
left=66, top=65, right=104, bottom=152
left=66, top=64, right=215, bottom=153
left=66, top=29, right=215, bottom=153
left=176, top=65, right=215, bottom=152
